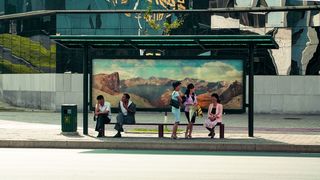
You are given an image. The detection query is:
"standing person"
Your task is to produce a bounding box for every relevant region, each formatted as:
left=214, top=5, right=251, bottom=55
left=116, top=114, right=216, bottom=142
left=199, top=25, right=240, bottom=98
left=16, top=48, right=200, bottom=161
left=113, top=93, right=136, bottom=138
left=204, top=93, right=223, bottom=139
left=94, top=95, right=111, bottom=138
left=170, top=81, right=182, bottom=139
left=183, top=83, right=197, bottom=139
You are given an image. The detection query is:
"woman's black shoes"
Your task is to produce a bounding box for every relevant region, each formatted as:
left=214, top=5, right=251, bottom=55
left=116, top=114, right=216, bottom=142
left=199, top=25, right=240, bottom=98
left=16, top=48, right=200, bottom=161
left=211, top=132, right=215, bottom=139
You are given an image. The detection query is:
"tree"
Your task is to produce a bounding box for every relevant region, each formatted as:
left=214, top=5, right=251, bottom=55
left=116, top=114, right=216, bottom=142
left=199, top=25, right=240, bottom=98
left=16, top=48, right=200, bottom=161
left=143, top=3, right=184, bottom=35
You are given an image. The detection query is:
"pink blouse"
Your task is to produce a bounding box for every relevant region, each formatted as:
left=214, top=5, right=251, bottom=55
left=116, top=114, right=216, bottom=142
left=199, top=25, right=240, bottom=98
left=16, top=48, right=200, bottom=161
left=183, top=94, right=197, bottom=112
left=207, top=103, right=223, bottom=122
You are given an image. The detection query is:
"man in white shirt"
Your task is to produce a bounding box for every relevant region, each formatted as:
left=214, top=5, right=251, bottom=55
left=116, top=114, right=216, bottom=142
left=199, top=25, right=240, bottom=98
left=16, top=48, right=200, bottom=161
left=113, top=93, right=136, bottom=138
left=95, top=95, right=111, bottom=137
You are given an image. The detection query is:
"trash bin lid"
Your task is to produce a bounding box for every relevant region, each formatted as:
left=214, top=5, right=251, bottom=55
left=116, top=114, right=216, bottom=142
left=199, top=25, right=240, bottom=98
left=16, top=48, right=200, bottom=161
left=61, top=104, right=77, bottom=106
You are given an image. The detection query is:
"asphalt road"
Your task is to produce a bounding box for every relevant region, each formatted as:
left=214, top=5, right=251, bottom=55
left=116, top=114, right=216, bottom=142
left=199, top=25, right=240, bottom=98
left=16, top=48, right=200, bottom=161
left=0, top=148, right=319, bottom=180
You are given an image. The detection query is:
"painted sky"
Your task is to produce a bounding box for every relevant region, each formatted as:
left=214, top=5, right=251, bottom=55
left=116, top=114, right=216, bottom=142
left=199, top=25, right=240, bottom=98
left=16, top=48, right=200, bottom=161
left=93, top=59, right=243, bottom=82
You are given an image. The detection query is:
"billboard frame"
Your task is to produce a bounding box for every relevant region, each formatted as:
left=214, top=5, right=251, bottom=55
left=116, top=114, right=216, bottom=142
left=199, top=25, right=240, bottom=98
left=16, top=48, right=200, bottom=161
left=89, top=55, right=246, bottom=114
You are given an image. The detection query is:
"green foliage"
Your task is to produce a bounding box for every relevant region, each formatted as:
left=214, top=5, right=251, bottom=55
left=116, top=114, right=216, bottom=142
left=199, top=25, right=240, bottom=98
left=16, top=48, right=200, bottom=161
left=0, top=58, right=38, bottom=73
left=144, top=3, right=184, bottom=35
left=144, top=4, right=161, bottom=31
left=163, top=19, right=184, bottom=35
left=0, top=34, right=56, bottom=70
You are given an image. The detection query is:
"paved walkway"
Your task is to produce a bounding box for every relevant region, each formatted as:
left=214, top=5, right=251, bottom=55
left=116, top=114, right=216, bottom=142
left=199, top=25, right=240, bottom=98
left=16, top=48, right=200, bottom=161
left=0, top=111, right=319, bottom=152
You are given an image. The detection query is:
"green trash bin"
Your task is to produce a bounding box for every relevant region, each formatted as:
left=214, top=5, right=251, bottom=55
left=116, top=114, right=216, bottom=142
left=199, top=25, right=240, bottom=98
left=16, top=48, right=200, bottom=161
left=61, top=104, right=77, bottom=133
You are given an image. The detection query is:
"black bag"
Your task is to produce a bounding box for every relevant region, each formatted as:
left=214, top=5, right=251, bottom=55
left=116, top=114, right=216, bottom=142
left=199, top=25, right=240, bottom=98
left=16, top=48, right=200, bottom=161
left=170, top=98, right=180, bottom=108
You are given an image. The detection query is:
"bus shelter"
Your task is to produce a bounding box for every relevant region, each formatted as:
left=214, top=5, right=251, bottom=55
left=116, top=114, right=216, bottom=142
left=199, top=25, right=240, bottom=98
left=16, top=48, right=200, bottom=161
left=50, top=35, right=278, bottom=137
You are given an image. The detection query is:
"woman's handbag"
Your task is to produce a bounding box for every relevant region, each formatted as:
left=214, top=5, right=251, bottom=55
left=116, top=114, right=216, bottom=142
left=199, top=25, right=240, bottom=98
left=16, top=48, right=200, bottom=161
left=169, top=98, right=180, bottom=108
left=195, top=105, right=203, bottom=117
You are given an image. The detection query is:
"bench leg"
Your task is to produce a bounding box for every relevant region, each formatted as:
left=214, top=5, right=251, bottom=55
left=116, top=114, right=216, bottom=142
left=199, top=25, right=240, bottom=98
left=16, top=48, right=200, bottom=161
left=158, top=125, right=164, bottom=138
left=219, top=124, right=224, bottom=139
left=102, top=125, right=105, bottom=137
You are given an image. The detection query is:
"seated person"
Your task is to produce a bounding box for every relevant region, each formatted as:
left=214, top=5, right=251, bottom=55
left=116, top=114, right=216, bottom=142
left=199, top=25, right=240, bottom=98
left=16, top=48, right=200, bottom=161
left=113, top=93, right=136, bottom=138
left=204, top=93, right=223, bottom=138
left=94, top=95, right=111, bottom=137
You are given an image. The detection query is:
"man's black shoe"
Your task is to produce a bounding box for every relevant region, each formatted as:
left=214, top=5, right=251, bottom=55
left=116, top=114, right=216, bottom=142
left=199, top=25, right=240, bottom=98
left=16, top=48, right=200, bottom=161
left=113, top=133, right=122, bottom=138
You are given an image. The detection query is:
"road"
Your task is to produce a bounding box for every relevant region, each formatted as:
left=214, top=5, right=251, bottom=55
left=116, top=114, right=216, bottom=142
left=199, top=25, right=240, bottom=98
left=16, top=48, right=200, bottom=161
left=0, top=148, right=319, bottom=180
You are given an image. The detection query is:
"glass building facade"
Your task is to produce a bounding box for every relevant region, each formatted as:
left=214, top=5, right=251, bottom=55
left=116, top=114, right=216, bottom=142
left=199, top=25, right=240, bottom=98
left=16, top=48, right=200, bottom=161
left=0, top=0, right=319, bottom=75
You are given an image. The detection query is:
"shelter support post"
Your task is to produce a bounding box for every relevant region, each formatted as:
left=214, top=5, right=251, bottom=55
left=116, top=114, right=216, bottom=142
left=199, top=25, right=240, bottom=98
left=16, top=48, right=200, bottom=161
left=83, top=44, right=89, bottom=135
left=248, top=44, right=254, bottom=137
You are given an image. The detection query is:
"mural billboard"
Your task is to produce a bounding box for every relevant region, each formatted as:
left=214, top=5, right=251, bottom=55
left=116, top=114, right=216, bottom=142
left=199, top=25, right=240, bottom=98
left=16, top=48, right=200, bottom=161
left=92, top=59, right=244, bottom=111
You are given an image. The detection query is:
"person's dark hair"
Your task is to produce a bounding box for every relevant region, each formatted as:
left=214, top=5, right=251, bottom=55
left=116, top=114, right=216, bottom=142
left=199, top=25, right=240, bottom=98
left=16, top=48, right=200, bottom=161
left=172, top=81, right=181, bottom=90
left=184, top=83, right=195, bottom=102
left=124, top=93, right=130, bottom=100
left=96, top=95, right=104, bottom=100
left=211, top=93, right=221, bottom=103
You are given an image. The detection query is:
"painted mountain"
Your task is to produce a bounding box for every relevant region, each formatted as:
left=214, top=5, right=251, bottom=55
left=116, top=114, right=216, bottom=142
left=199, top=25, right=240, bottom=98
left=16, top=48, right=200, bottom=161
left=92, top=59, right=244, bottom=109
left=92, top=74, right=243, bottom=109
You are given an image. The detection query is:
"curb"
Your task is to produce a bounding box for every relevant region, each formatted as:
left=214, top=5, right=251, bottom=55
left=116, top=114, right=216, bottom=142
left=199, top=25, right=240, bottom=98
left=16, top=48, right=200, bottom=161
left=0, top=140, right=319, bottom=153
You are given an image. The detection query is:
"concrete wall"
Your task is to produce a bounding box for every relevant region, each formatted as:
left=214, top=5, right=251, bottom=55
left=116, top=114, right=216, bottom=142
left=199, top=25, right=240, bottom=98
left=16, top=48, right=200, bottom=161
left=253, top=76, right=320, bottom=114
left=54, top=74, right=83, bottom=111
left=0, top=74, right=83, bottom=111
left=0, top=74, right=319, bottom=114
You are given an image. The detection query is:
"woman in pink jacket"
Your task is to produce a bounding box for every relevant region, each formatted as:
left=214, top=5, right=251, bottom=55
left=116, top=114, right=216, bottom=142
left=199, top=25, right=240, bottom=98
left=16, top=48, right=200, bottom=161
left=204, top=93, right=223, bottom=138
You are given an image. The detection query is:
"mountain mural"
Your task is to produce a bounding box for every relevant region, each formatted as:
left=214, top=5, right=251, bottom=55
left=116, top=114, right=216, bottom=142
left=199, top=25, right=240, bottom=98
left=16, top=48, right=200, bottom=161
left=93, top=72, right=120, bottom=95
left=92, top=73, right=243, bottom=109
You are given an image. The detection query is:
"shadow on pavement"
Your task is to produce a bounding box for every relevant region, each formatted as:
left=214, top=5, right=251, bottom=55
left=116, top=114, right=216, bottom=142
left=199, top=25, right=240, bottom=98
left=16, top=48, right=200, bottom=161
left=60, top=133, right=85, bottom=138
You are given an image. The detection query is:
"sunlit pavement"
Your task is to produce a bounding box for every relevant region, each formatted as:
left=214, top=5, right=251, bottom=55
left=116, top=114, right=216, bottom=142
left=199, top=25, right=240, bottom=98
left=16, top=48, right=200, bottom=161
left=0, top=111, right=319, bottom=133
left=0, top=118, right=320, bottom=152
left=0, top=111, right=319, bottom=152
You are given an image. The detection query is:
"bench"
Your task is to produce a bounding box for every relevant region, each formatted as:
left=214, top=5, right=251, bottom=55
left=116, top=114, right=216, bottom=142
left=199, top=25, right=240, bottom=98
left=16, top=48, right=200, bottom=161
left=104, top=122, right=225, bottom=139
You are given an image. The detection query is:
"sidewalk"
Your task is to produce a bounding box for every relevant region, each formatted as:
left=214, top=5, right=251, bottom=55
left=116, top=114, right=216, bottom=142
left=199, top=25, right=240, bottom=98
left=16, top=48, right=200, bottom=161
left=0, top=112, right=319, bottom=152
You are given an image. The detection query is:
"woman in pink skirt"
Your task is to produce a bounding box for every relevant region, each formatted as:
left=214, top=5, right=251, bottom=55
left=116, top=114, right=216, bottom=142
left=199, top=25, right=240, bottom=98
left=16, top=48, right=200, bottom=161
left=204, top=93, right=223, bottom=138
